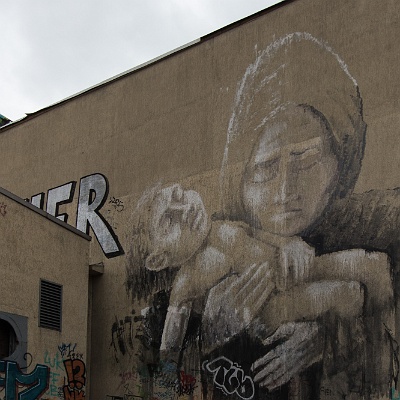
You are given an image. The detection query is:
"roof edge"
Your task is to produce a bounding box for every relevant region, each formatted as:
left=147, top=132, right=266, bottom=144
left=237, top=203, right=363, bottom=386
left=0, top=0, right=292, bottom=131
left=0, top=186, right=91, bottom=241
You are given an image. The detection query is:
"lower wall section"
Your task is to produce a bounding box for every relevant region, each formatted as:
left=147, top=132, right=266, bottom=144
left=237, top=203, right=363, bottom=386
left=0, top=342, right=86, bottom=400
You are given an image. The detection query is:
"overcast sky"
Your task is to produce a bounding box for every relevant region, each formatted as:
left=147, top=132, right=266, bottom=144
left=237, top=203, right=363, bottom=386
left=1, top=1, right=282, bottom=121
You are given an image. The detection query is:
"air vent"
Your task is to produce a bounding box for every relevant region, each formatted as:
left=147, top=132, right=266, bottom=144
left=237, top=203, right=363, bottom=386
left=39, top=280, right=62, bottom=331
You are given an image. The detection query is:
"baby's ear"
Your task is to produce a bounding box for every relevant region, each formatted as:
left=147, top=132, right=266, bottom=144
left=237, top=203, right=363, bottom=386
left=145, top=252, right=169, bottom=271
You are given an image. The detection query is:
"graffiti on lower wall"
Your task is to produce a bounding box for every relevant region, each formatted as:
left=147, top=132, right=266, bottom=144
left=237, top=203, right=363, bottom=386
left=42, top=342, right=86, bottom=400
left=203, top=357, right=254, bottom=400
left=109, top=359, right=198, bottom=399
left=0, top=360, right=49, bottom=400
left=0, top=342, right=86, bottom=400
left=30, top=173, right=124, bottom=258
left=62, top=359, right=86, bottom=400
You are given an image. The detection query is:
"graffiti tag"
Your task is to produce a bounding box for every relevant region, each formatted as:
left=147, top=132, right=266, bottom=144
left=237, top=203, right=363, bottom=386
left=109, top=196, right=124, bottom=212
left=63, top=358, right=86, bottom=399
left=110, top=315, right=135, bottom=362
left=177, top=370, right=197, bottom=396
left=0, top=360, right=49, bottom=400
left=203, top=357, right=254, bottom=400
left=58, top=343, right=77, bottom=358
left=43, top=351, right=64, bottom=372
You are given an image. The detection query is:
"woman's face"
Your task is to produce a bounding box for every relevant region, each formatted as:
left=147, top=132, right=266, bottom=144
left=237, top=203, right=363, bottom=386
left=242, top=106, right=339, bottom=236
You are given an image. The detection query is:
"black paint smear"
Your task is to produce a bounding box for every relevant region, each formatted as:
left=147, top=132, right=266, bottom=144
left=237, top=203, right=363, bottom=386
left=306, top=189, right=400, bottom=256
left=125, top=264, right=177, bottom=302
left=137, top=291, right=170, bottom=357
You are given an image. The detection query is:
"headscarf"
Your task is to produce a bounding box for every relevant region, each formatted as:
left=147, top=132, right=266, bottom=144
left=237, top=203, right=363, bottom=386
left=220, top=32, right=366, bottom=222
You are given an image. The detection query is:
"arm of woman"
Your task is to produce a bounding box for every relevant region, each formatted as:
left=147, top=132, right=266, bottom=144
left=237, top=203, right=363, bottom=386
left=252, top=249, right=394, bottom=392
left=310, top=249, right=393, bottom=309
left=261, top=280, right=364, bottom=333
left=251, top=280, right=364, bottom=390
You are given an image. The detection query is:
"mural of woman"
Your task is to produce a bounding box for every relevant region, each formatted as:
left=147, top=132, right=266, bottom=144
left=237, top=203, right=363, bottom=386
left=201, top=33, right=395, bottom=399
left=126, top=32, right=399, bottom=400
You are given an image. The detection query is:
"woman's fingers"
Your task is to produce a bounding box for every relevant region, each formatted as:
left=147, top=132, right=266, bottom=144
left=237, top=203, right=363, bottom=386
left=280, top=238, right=315, bottom=285
left=260, top=322, right=297, bottom=347
left=233, top=262, right=267, bottom=297
left=251, top=347, right=281, bottom=379
left=252, top=322, right=323, bottom=390
left=258, top=346, right=320, bottom=390
left=239, top=262, right=274, bottom=307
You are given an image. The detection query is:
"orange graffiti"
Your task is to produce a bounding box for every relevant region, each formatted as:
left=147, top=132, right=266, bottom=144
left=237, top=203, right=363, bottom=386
left=63, top=359, right=86, bottom=390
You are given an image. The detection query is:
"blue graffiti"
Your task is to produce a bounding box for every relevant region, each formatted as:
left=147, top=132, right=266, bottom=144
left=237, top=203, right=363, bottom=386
left=0, top=360, right=49, bottom=399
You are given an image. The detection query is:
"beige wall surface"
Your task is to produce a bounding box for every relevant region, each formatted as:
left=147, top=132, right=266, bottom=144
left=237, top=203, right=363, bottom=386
left=1, top=0, right=400, bottom=398
left=0, top=191, right=90, bottom=399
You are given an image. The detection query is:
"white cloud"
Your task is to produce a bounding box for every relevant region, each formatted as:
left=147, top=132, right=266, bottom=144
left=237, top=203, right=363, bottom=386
left=0, top=0, right=282, bottom=120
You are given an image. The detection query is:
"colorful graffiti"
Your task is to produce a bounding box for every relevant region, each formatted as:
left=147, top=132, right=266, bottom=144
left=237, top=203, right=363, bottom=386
left=110, top=360, right=197, bottom=399
left=43, top=342, right=87, bottom=400
left=30, top=173, right=124, bottom=258
left=0, top=360, right=49, bottom=400
left=62, top=359, right=86, bottom=399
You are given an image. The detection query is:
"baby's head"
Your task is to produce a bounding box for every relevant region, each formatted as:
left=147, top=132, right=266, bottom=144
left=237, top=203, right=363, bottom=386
left=133, top=183, right=210, bottom=271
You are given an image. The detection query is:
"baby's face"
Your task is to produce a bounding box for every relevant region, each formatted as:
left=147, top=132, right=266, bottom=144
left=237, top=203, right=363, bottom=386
left=149, top=184, right=210, bottom=267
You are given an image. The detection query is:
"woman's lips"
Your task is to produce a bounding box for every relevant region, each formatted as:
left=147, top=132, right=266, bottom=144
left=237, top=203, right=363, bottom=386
left=271, top=209, right=302, bottom=222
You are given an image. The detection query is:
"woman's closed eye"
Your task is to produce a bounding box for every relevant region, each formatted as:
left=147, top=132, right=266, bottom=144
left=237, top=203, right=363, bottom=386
left=290, top=148, right=322, bottom=171
left=252, top=158, right=280, bottom=183
left=291, top=151, right=322, bottom=171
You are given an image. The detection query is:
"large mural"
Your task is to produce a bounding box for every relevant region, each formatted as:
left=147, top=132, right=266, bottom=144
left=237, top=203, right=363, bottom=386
left=124, top=32, right=400, bottom=400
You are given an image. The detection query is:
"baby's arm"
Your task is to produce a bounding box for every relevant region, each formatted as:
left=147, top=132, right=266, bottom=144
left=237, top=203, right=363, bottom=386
left=168, top=245, right=234, bottom=307
left=167, top=220, right=275, bottom=308
left=260, top=280, right=364, bottom=335
left=161, top=234, right=236, bottom=360
left=161, top=221, right=277, bottom=359
left=160, top=303, right=191, bottom=362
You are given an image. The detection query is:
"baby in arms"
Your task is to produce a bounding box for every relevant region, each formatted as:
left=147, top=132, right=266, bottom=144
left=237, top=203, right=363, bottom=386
left=134, top=183, right=391, bottom=364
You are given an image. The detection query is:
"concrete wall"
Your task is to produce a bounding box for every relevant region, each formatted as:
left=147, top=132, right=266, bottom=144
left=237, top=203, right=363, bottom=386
left=0, top=190, right=90, bottom=399
left=1, top=0, right=400, bottom=398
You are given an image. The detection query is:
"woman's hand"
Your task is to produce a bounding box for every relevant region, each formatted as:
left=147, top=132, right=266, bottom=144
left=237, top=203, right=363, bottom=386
left=251, top=321, right=323, bottom=391
left=202, top=261, right=275, bottom=350
left=279, top=237, right=314, bottom=288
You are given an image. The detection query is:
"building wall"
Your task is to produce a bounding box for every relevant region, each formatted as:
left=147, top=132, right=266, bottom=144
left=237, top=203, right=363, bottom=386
left=0, top=191, right=90, bottom=400
left=1, top=0, right=400, bottom=398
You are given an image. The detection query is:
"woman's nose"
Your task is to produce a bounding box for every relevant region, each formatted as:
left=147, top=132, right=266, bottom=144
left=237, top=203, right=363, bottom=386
left=273, top=161, right=299, bottom=204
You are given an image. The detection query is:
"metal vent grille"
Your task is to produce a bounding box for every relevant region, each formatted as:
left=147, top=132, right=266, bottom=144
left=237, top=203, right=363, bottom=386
left=39, top=280, right=62, bottom=331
